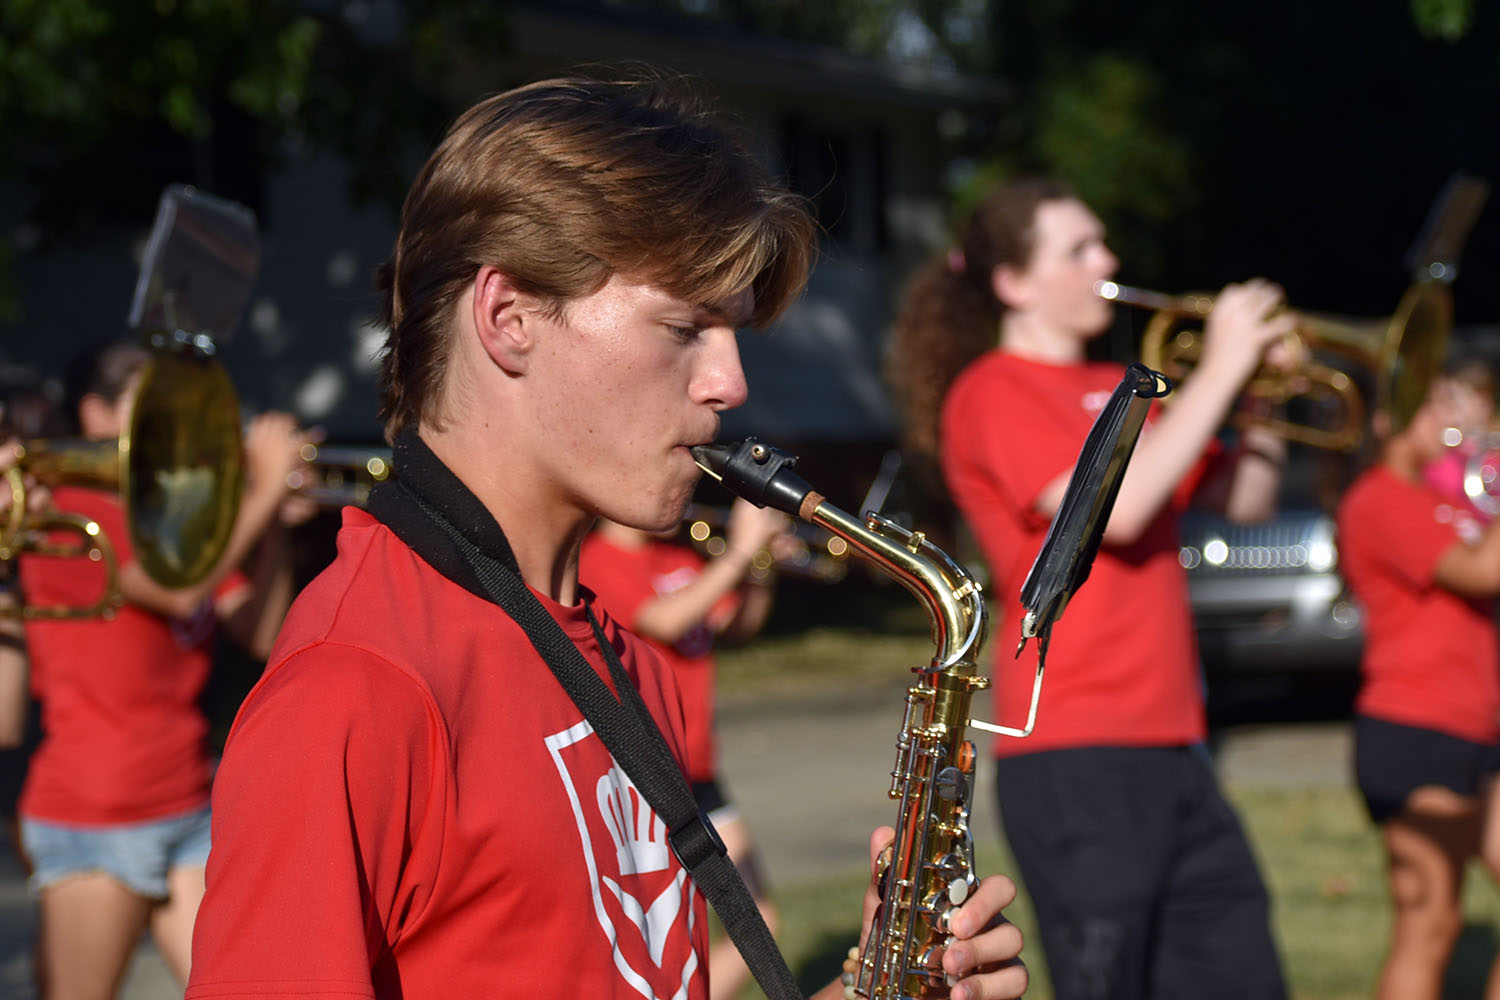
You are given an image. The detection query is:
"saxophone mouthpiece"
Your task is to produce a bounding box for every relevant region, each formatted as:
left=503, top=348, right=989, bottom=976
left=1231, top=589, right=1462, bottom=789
left=691, top=438, right=817, bottom=519
left=690, top=443, right=732, bottom=482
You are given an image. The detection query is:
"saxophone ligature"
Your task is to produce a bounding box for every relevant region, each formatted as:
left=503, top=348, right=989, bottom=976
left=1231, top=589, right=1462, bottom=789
left=692, top=365, right=1164, bottom=999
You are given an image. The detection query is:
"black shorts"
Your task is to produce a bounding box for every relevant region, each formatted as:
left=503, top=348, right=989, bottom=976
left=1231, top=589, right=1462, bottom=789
left=689, top=778, right=735, bottom=820
left=994, top=745, right=1286, bottom=1000
left=1353, top=714, right=1500, bottom=823
left=690, top=778, right=769, bottom=899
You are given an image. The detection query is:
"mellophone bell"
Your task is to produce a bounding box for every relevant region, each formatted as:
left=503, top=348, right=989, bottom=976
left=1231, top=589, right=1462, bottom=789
left=2, top=332, right=243, bottom=618
left=1, top=331, right=396, bottom=620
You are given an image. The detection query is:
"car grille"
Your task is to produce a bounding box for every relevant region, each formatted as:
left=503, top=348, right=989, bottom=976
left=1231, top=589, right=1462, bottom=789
left=1179, top=512, right=1336, bottom=578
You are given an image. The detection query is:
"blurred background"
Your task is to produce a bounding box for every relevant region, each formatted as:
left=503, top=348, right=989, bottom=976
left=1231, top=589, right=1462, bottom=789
left=6, top=0, right=1499, bottom=448
left=9, top=0, right=1499, bottom=711
left=3, top=1, right=1500, bottom=996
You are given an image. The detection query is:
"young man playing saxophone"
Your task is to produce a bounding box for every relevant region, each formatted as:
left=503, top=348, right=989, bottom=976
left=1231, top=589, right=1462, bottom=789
left=186, top=74, right=1027, bottom=1000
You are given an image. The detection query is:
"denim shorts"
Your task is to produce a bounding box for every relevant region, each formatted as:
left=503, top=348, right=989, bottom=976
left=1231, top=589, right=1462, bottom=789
left=19, top=805, right=212, bottom=899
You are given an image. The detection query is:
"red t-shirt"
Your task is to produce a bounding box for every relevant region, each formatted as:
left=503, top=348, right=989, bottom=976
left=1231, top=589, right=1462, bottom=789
left=580, top=534, right=724, bottom=784
left=187, top=508, right=710, bottom=1000
left=19, top=486, right=241, bottom=824
left=941, top=352, right=1208, bottom=756
left=1336, top=466, right=1500, bottom=743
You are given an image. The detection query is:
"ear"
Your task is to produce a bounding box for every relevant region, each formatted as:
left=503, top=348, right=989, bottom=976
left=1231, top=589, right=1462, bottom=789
left=471, top=266, right=537, bottom=375
left=77, top=393, right=119, bottom=439
left=990, top=263, right=1029, bottom=311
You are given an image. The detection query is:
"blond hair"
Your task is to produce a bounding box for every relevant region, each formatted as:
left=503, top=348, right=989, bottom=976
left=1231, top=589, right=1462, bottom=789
left=376, top=74, right=817, bottom=438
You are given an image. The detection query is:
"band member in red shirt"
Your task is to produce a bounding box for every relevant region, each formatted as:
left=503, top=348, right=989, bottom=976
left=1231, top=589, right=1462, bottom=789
left=889, top=177, right=1296, bottom=999
left=187, top=74, right=1030, bottom=1000
left=1336, top=357, right=1500, bottom=1000
left=16, top=338, right=309, bottom=999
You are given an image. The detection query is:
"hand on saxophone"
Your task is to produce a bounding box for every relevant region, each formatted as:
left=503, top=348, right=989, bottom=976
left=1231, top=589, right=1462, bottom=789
left=814, top=826, right=1029, bottom=1000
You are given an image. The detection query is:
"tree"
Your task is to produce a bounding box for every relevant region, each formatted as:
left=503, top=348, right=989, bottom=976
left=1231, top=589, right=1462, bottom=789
left=0, top=0, right=509, bottom=321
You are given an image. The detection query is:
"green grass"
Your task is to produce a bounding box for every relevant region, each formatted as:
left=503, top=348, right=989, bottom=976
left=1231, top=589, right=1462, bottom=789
left=720, top=776, right=1500, bottom=1000
left=714, top=600, right=1500, bottom=999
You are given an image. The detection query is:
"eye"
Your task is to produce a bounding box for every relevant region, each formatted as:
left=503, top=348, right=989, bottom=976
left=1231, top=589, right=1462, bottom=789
left=666, top=324, right=700, bottom=342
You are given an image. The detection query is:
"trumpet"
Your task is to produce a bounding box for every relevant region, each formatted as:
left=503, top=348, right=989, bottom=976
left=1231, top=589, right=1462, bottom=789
left=1098, top=279, right=1452, bottom=450
left=1422, top=426, right=1500, bottom=520
left=1467, top=436, right=1500, bottom=519
left=2, top=350, right=244, bottom=619
left=681, top=503, right=851, bottom=582
left=288, top=444, right=391, bottom=507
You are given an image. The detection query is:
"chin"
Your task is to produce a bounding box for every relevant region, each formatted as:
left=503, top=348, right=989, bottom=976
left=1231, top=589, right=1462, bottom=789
left=620, top=489, right=692, bottom=535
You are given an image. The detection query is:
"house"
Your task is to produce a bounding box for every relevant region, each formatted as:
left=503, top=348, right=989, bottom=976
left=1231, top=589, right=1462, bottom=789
left=4, top=3, right=1009, bottom=498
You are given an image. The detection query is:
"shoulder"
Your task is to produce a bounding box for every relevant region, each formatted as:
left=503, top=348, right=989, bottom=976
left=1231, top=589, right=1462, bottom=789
left=1337, top=468, right=1406, bottom=523
left=240, top=638, right=442, bottom=749
left=947, top=349, right=1012, bottom=400
left=276, top=509, right=443, bottom=652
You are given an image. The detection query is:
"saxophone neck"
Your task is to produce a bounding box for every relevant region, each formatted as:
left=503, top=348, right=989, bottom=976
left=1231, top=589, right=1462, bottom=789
left=692, top=437, right=987, bottom=670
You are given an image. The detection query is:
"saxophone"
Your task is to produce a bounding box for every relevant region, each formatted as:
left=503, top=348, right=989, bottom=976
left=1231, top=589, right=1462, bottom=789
left=693, top=439, right=1027, bottom=1000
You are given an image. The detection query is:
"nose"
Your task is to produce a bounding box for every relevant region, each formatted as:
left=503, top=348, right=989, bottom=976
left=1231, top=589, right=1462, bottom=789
left=1099, top=243, right=1120, bottom=278
left=693, top=328, right=748, bottom=411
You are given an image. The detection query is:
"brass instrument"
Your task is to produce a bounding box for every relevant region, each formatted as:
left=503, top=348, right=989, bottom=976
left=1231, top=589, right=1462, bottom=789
left=1, top=476, right=121, bottom=619
left=1, top=351, right=244, bottom=619
left=1098, top=279, right=1452, bottom=450
left=1465, top=433, right=1500, bottom=519
left=694, top=439, right=1035, bottom=999
left=1423, top=426, right=1500, bottom=520
left=681, top=503, right=851, bottom=582
left=288, top=444, right=391, bottom=506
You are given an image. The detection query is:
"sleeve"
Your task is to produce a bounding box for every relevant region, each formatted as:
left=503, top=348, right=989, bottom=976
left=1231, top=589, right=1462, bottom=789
left=940, top=367, right=1081, bottom=582
left=187, top=644, right=445, bottom=999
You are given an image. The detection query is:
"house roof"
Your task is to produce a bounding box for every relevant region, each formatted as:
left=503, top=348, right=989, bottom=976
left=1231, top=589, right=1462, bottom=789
left=504, top=1, right=1012, bottom=110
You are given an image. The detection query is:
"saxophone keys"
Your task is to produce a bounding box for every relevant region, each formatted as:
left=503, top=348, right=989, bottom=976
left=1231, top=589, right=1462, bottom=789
left=945, top=935, right=961, bottom=987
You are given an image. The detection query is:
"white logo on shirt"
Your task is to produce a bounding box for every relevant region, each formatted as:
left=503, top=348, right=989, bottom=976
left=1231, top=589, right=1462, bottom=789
left=1081, top=389, right=1112, bottom=414
left=1433, top=502, right=1483, bottom=545
left=547, top=719, right=699, bottom=999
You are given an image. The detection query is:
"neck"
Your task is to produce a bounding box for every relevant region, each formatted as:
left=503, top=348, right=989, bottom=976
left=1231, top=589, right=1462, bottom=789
left=597, top=519, right=651, bottom=549
left=418, top=421, right=592, bottom=605
left=1380, top=434, right=1423, bottom=483
left=999, top=312, right=1086, bottom=364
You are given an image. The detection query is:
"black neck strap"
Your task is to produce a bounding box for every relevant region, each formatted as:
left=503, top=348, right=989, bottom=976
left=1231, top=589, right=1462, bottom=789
left=365, top=430, right=803, bottom=1000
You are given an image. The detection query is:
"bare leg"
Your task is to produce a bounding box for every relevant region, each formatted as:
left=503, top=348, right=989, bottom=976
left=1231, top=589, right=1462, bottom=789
left=708, top=815, right=779, bottom=1000
left=1374, top=786, right=1480, bottom=1000
left=1473, top=778, right=1500, bottom=1000
left=36, top=873, right=152, bottom=1000
left=147, top=865, right=206, bottom=986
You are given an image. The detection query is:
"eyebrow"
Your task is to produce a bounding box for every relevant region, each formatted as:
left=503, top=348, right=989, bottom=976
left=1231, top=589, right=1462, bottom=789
left=697, top=300, right=754, bottom=328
